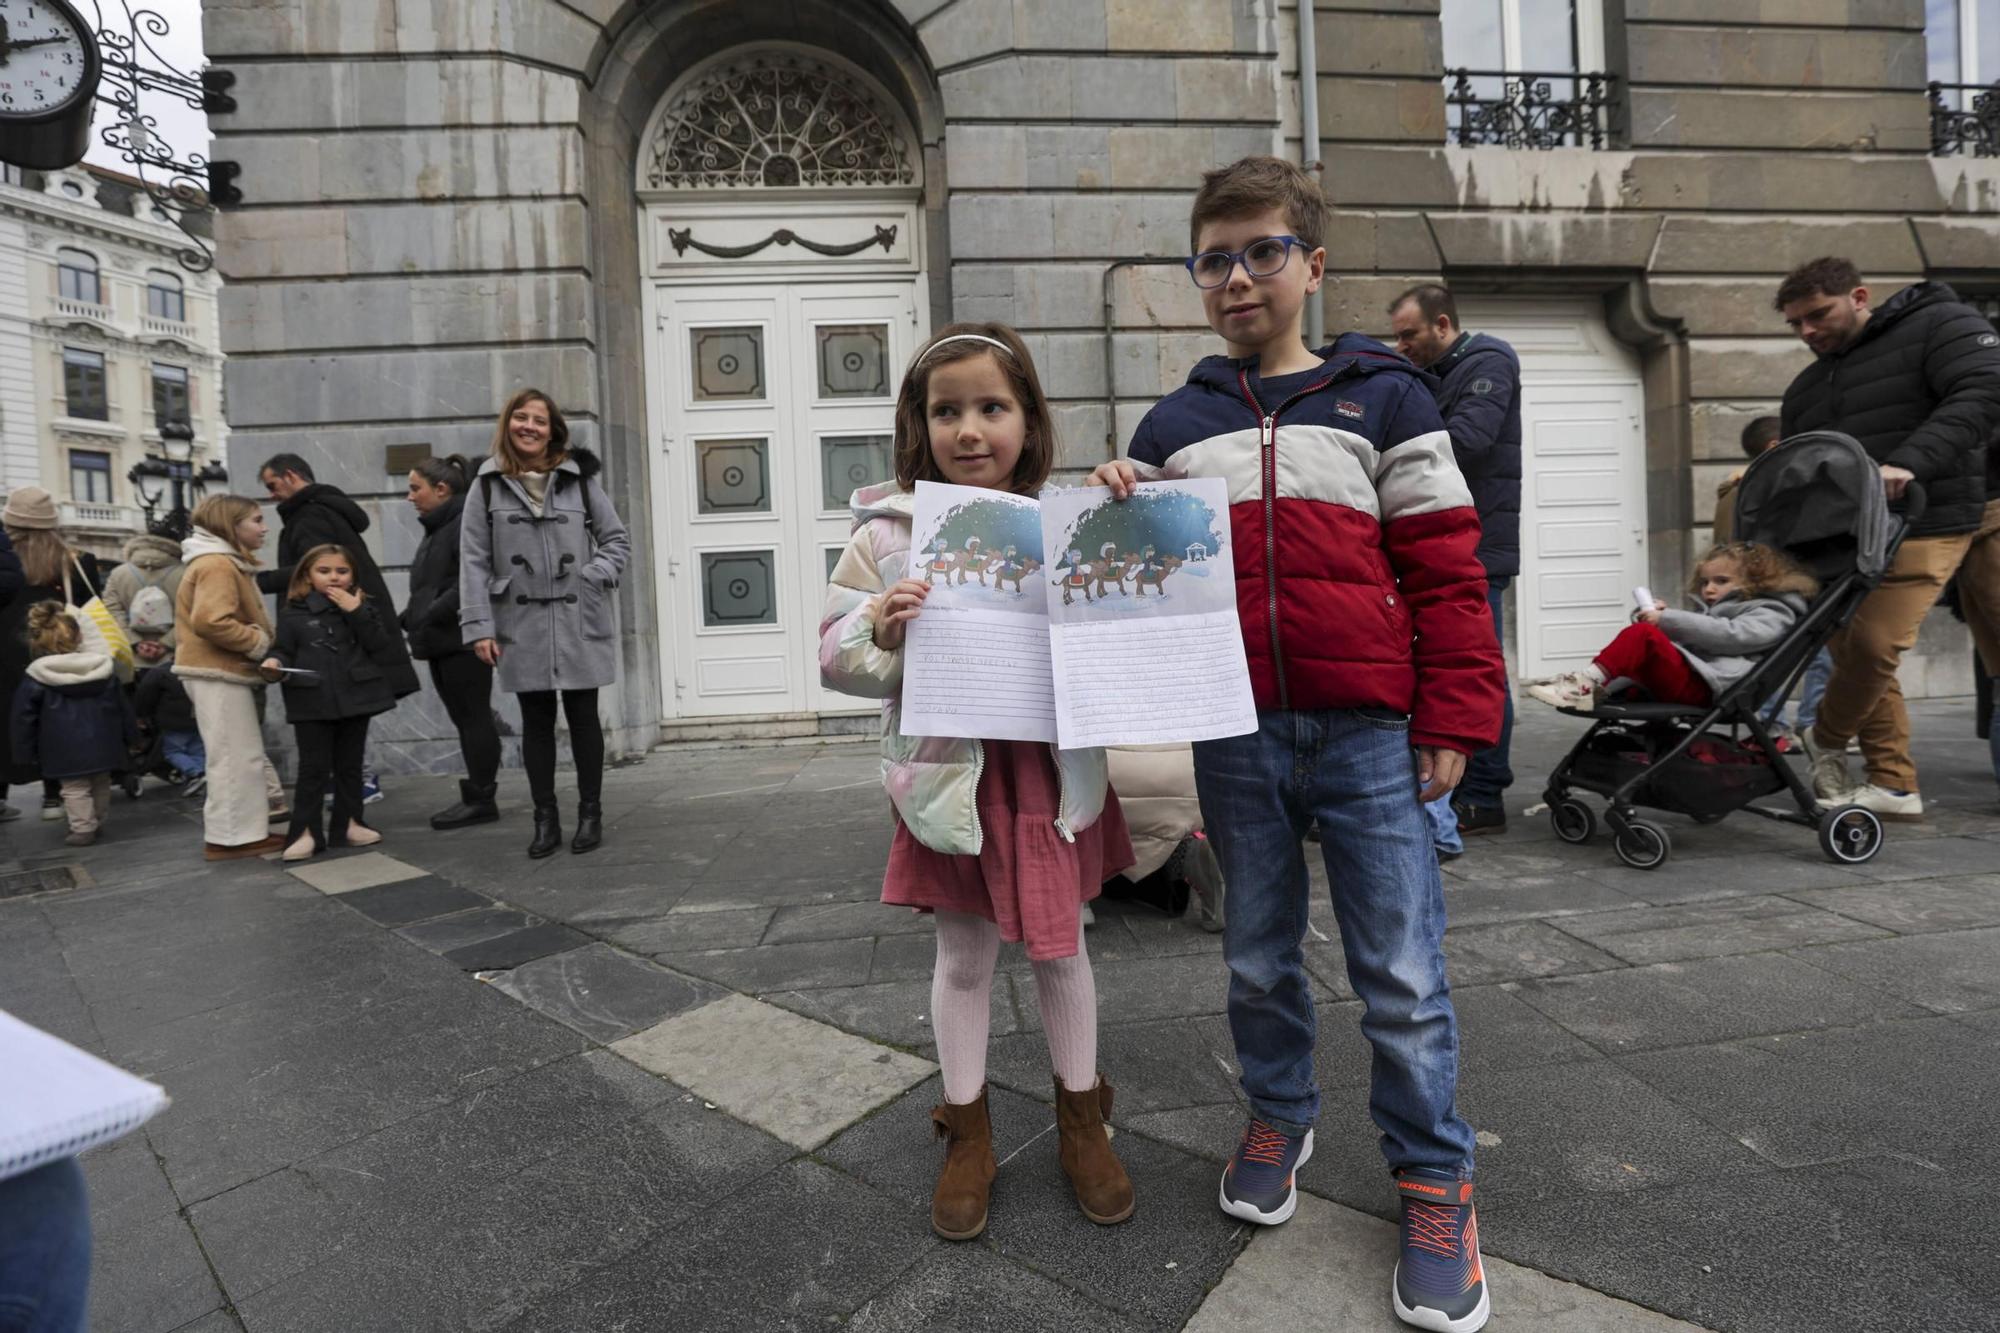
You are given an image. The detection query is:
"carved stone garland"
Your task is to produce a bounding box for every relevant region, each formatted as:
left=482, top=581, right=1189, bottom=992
left=646, top=54, right=915, bottom=190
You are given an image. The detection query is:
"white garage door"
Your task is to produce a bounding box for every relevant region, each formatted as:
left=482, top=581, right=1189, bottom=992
left=1452, top=299, right=1649, bottom=681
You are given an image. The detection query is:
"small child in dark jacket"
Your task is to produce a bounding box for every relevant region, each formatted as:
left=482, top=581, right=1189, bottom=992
left=129, top=586, right=205, bottom=788
left=261, top=544, right=402, bottom=861
left=11, top=604, right=138, bottom=846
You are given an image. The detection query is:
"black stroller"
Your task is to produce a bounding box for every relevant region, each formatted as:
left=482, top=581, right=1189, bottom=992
left=1540, top=431, right=1918, bottom=869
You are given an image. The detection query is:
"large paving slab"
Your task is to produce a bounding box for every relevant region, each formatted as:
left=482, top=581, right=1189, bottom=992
left=1185, top=1192, right=1716, bottom=1332
left=612, top=992, right=936, bottom=1149
left=1510, top=952, right=1929, bottom=1051
left=821, top=1077, right=1251, bottom=1329
left=284, top=851, right=429, bottom=894
left=1551, top=895, right=1891, bottom=964
left=1788, top=927, right=2000, bottom=1013
left=486, top=942, right=724, bottom=1042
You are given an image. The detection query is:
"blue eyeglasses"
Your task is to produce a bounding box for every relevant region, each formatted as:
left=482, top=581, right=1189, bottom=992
left=1186, top=235, right=1305, bottom=289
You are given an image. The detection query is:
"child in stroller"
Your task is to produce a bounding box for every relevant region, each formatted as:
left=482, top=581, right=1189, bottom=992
left=1537, top=430, right=1917, bottom=871
left=1526, top=542, right=1818, bottom=713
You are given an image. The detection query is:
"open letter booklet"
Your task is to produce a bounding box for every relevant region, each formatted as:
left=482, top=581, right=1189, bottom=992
left=901, top=478, right=1257, bottom=749
left=0, top=1009, right=169, bottom=1184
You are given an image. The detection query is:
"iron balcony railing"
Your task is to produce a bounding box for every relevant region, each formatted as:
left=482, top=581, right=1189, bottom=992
left=1445, top=69, right=1618, bottom=150
left=1929, top=81, right=2000, bottom=157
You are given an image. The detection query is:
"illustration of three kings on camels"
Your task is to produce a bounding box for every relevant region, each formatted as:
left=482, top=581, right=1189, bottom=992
left=921, top=535, right=1180, bottom=605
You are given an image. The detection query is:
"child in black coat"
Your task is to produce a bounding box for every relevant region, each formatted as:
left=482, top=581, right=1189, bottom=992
left=11, top=604, right=137, bottom=846
left=260, top=545, right=402, bottom=861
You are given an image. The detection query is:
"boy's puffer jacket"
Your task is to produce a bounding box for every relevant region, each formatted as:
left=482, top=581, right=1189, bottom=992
left=818, top=482, right=1109, bottom=856
left=1125, top=334, right=1505, bottom=755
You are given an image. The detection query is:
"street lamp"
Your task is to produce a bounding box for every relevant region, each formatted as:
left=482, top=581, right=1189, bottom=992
left=128, top=419, right=229, bottom=540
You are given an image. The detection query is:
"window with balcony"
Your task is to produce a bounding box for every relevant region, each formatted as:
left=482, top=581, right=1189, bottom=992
left=152, top=364, right=190, bottom=427
left=63, top=348, right=108, bottom=421
left=1929, top=0, right=2000, bottom=155
left=57, top=248, right=101, bottom=306
left=146, top=272, right=186, bottom=323
left=1443, top=0, right=1616, bottom=148
left=69, top=451, right=112, bottom=505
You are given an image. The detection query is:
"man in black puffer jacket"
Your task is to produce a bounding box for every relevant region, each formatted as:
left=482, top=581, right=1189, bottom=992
left=1777, top=256, right=2000, bottom=821
left=1391, top=285, right=1522, bottom=836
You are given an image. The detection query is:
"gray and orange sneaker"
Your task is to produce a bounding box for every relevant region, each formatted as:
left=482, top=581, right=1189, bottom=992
left=1392, top=1168, right=1490, bottom=1331
left=1218, top=1119, right=1313, bottom=1225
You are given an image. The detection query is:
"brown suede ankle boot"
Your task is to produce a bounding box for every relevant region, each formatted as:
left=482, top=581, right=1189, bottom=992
left=1055, top=1076, right=1135, bottom=1225
left=929, top=1086, right=997, bottom=1241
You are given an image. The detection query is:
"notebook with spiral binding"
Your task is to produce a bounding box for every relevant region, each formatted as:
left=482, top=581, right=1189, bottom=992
left=0, top=1009, right=168, bottom=1183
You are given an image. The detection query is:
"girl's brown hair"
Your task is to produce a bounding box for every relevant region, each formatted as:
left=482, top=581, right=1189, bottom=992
left=6, top=527, right=71, bottom=589
left=25, top=602, right=82, bottom=658
left=489, top=388, right=569, bottom=477
left=892, top=322, right=1056, bottom=497
left=1689, top=541, right=1821, bottom=600
left=287, top=544, right=365, bottom=604
left=190, top=495, right=265, bottom=562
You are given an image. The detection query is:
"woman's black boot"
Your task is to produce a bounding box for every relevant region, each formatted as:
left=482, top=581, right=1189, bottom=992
left=431, top=781, right=500, bottom=831
left=570, top=800, right=603, bottom=854
left=528, top=801, right=563, bottom=859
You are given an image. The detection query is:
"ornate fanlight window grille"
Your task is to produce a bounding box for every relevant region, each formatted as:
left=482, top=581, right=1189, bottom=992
left=646, top=53, right=916, bottom=190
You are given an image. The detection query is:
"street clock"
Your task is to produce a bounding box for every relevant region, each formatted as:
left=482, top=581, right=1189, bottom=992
left=0, top=0, right=102, bottom=170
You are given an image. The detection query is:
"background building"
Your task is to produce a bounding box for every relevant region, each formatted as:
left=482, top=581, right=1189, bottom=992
left=201, top=0, right=1998, bottom=764
left=0, top=162, right=226, bottom=559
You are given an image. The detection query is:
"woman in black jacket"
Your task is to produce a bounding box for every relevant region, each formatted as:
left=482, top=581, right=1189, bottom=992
left=260, top=545, right=403, bottom=861
left=402, top=456, right=500, bottom=829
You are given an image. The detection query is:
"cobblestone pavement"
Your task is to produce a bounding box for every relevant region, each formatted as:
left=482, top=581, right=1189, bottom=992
left=3, top=697, right=1995, bottom=1332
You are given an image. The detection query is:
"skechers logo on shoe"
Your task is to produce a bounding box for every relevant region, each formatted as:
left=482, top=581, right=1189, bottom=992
left=1401, top=1179, right=1449, bottom=1198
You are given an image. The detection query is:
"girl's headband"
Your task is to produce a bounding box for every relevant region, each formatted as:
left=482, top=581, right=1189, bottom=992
left=918, top=333, right=1013, bottom=360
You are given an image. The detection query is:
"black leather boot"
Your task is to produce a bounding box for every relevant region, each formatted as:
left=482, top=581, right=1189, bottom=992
left=570, top=800, right=603, bottom=854
left=431, top=780, right=500, bottom=831
left=527, top=801, right=563, bottom=859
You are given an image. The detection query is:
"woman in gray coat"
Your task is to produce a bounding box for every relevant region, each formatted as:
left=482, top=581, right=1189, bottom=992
left=460, top=389, right=631, bottom=858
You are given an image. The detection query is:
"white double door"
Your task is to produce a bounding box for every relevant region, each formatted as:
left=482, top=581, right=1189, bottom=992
left=654, top=280, right=921, bottom=719
left=1454, top=299, right=1650, bottom=681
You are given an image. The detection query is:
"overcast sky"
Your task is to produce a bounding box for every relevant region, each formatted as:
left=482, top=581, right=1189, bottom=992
left=82, top=0, right=211, bottom=177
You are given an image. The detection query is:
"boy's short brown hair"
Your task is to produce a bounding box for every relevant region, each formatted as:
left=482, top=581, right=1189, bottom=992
left=1189, top=155, right=1326, bottom=252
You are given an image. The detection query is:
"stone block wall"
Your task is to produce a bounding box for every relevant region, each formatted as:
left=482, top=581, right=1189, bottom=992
left=1288, top=0, right=1998, bottom=697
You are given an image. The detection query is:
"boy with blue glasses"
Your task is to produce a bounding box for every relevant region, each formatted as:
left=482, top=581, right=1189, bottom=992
left=1088, top=156, right=1504, bottom=1332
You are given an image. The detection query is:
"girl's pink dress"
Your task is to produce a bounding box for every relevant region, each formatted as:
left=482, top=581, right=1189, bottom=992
left=882, top=740, right=1134, bottom=961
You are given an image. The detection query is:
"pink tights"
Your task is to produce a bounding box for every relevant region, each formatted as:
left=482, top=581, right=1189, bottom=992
left=931, top=909, right=1098, bottom=1105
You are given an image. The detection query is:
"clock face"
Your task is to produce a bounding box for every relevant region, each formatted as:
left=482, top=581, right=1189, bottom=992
left=0, top=0, right=95, bottom=121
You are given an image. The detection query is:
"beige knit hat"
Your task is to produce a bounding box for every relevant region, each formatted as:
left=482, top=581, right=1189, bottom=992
left=1, top=486, right=58, bottom=530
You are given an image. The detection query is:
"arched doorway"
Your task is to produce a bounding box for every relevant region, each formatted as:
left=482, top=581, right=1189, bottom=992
left=638, top=47, right=929, bottom=727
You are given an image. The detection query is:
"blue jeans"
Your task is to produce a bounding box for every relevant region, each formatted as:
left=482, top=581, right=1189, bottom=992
left=0, top=1159, right=91, bottom=1333
left=162, top=730, right=205, bottom=777
left=1759, top=647, right=1832, bottom=730
left=1458, top=577, right=1513, bottom=806
left=1424, top=790, right=1462, bottom=854
left=1194, top=710, right=1475, bottom=1177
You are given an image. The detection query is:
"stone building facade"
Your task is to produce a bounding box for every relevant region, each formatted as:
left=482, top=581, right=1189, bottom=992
left=202, top=0, right=1996, bottom=764
left=0, top=163, right=226, bottom=560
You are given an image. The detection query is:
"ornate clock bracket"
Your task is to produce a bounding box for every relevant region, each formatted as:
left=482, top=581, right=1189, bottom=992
left=80, top=0, right=240, bottom=273
left=667, top=224, right=897, bottom=260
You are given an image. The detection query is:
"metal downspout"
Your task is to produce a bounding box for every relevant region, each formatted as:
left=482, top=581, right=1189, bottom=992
left=1298, top=0, right=1325, bottom=348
